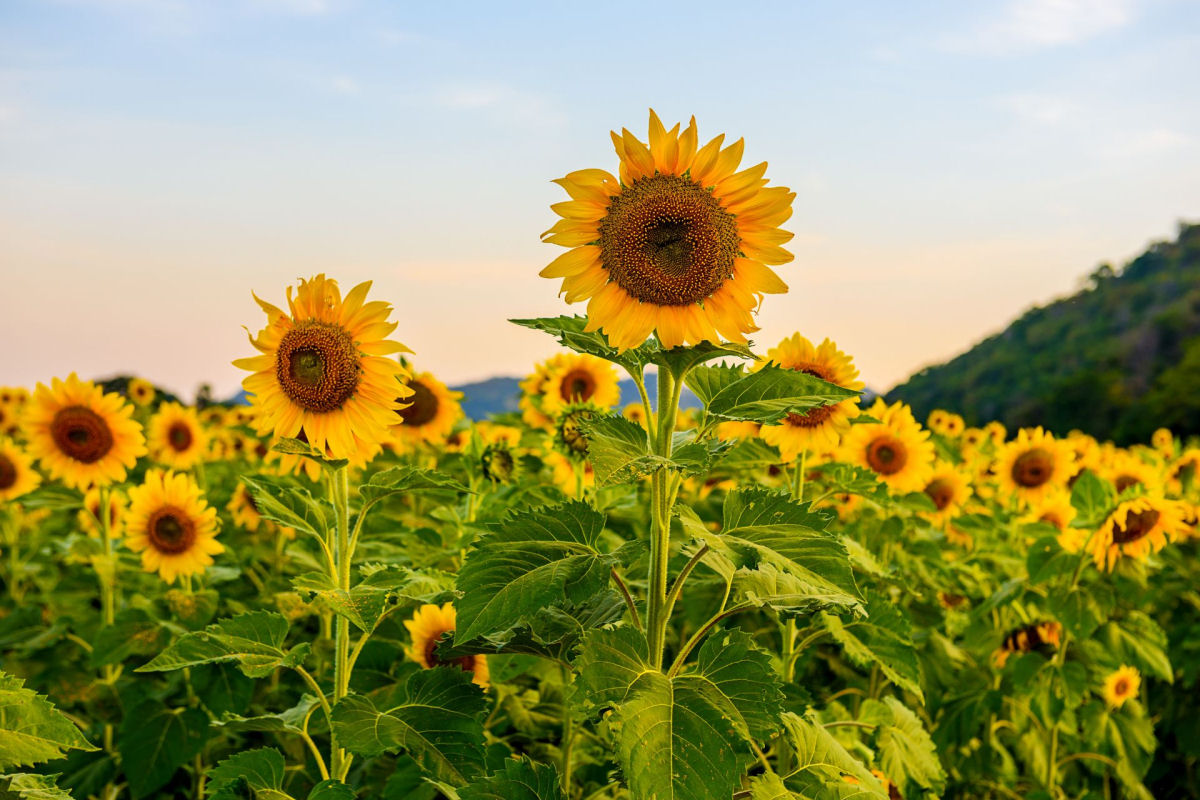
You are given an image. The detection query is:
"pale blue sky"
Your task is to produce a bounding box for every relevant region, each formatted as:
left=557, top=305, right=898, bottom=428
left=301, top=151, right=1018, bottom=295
left=2, top=0, right=1198, bottom=398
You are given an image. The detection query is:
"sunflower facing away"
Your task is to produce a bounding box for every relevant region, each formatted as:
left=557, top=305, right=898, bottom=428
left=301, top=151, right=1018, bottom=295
left=758, top=334, right=863, bottom=458
left=404, top=603, right=489, bottom=688
left=25, top=374, right=146, bottom=489
left=147, top=402, right=208, bottom=471
left=0, top=439, right=40, bottom=502
left=994, top=427, right=1075, bottom=507
left=235, top=275, right=413, bottom=465
left=125, top=469, right=223, bottom=584
left=1090, top=494, right=1188, bottom=571
left=390, top=370, right=463, bottom=450
left=1102, top=665, right=1141, bottom=709
left=541, top=110, right=795, bottom=350
left=839, top=399, right=935, bottom=494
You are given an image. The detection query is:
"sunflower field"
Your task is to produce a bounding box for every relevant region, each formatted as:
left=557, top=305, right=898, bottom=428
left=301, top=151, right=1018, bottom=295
left=2, top=112, right=1199, bottom=800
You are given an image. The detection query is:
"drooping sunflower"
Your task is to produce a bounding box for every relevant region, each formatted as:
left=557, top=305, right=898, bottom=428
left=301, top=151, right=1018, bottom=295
left=921, top=462, right=971, bottom=526
left=24, top=374, right=146, bottom=489
left=234, top=275, right=412, bottom=465
left=1102, top=665, right=1141, bottom=709
left=390, top=370, right=463, bottom=450
left=537, top=354, right=620, bottom=418
left=78, top=486, right=126, bottom=537
left=994, top=427, right=1075, bottom=507
left=147, top=402, right=208, bottom=471
left=839, top=399, right=935, bottom=494
left=125, top=469, right=223, bottom=584
left=127, top=377, right=155, bottom=406
left=403, top=603, right=489, bottom=688
left=758, top=334, right=864, bottom=459
left=542, top=110, right=794, bottom=350
left=0, top=439, right=40, bottom=502
left=1090, top=495, right=1188, bottom=571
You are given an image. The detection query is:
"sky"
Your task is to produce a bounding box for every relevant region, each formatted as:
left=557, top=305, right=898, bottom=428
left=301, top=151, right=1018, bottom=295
left=2, top=0, right=1198, bottom=401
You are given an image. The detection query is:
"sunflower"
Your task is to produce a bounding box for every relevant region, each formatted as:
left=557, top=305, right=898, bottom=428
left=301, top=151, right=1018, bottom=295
left=78, top=486, right=126, bottom=538
left=927, top=410, right=963, bottom=437
left=125, top=469, right=222, bottom=584
left=147, top=403, right=208, bottom=471
left=1065, top=431, right=1102, bottom=477
left=1023, top=490, right=1083, bottom=551
left=403, top=603, right=489, bottom=688
left=1102, top=665, right=1141, bottom=709
left=0, top=387, right=29, bottom=407
left=227, top=482, right=265, bottom=532
left=234, top=275, right=413, bottom=465
left=843, top=770, right=901, bottom=800
left=518, top=355, right=566, bottom=429
left=537, top=355, right=620, bottom=421
left=0, top=439, right=40, bottom=502
left=1091, top=495, right=1188, bottom=571
left=542, top=110, right=794, bottom=350
left=994, top=428, right=1074, bottom=507
left=24, top=374, right=146, bottom=489
left=545, top=449, right=595, bottom=497
left=921, top=462, right=971, bottom=526
left=993, top=621, right=1061, bottom=668
left=984, top=421, right=1007, bottom=445
left=1102, top=450, right=1162, bottom=496
left=716, top=420, right=760, bottom=441
left=0, top=404, right=21, bottom=438
left=1151, top=427, right=1175, bottom=458
left=623, top=402, right=650, bottom=428
left=127, top=377, right=155, bottom=406
left=390, top=370, right=463, bottom=450
left=1166, top=449, right=1200, bottom=496
left=839, top=399, right=934, bottom=493
left=757, top=334, right=863, bottom=459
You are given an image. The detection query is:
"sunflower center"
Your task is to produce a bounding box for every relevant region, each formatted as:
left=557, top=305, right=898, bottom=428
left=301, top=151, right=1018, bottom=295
left=147, top=506, right=197, bottom=555
left=559, top=369, right=597, bottom=403
left=423, top=631, right=477, bottom=673
left=784, top=366, right=836, bottom=428
left=866, top=435, right=908, bottom=475
left=1039, top=512, right=1064, bottom=530
left=925, top=478, right=956, bottom=511
left=1012, top=449, right=1054, bottom=488
left=51, top=406, right=115, bottom=464
left=1111, top=509, right=1159, bottom=544
left=276, top=322, right=361, bottom=413
left=398, top=380, right=439, bottom=427
left=0, top=454, right=16, bottom=490
left=167, top=422, right=193, bottom=452
left=597, top=174, right=740, bottom=306
left=1114, top=474, right=1141, bottom=493
left=1113, top=677, right=1130, bottom=696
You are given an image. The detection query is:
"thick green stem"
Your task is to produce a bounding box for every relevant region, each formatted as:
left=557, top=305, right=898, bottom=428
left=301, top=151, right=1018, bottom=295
left=646, top=369, right=681, bottom=669
left=329, top=468, right=352, bottom=780
left=560, top=664, right=574, bottom=795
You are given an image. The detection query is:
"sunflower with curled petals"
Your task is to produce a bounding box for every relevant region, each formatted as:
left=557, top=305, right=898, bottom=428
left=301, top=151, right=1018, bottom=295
left=24, top=374, right=146, bottom=490
left=0, top=439, right=40, bottom=502
left=541, top=110, right=795, bottom=351
left=390, top=370, right=463, bottom=451
left=994, top=428, right=1075, bottom=508
left=758, top=334, right=863, bottom=459
left=234, top=275, right=412, bottom=465
left=125, top=469, right=223, bottom=584
left=839, top=399, right=934, bottom=494
left=1090, top=494, right=1188, bottom=571
left=147, top=402, right=208, bottom=471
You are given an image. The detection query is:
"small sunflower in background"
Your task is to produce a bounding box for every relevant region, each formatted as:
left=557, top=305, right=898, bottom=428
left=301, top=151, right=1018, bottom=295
left=839, top=399, right=935, bottom=494
left=0, top=387, right=29, bottom=407
left=993, top=621, right=1062, bottom=668
left=77, top=487, right=127, bottom=538
left=1064, top=431, right=1102, bottom=477
left=147, top=402, right=208, bottom=471
left=0, top=439, right=40, bottom=502
left=390, top=370, right=463, bottom=450
left=403, top=603, right=489, bottom=688
left=622, top=402, right=650, bottom=429
left=994, top=428, right=1074, bottom=507
left=921, top=462, right=971, bottom=527
left=234, top=274, right=412, bottom=464
left=927, top=409, right=964, bottom=437
left=759, top=334, right=863, bottom=459
left=1166, top=448, right=1200, bottom=496
left=984, top=421, right=1007, bottom=445
left=125, top=469, right=223, bottom=584
left=545, top=449, right=596, bottom=498
left=1102, top=665, right=1141, bottom=709
left=127, top=377, right=155, bottom=407
left=25, top=374, right=146, bottom=490
left=227, top=482, right=264, bottom=531
left=1023, top=490, right=1083, bottom=551
left=843, top=770, right=901, bottom=800
left=716, top=420, right=760, bottom=442
left=538, top=353, right=620, bottom=418
left=1151, top=427, right=1175, bottom=458
left=1090, top=495, right=1188, bottom=571
left=1101, top=450, right=1162, bottom=496
left=542, top=110, right=794, bottom=350
left=518, top=355, right=566, bottom=429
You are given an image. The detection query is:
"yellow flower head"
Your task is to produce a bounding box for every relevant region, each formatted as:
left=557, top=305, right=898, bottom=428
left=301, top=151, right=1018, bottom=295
left=519, top=354, right=567, bottom=429
left=25, top=374, right=146, bottom=489
left=542, top=110, right=794, bottom=351
left=994, top=428, right=1075, bottom=507
left=1022, top=490, right=1082, bottom=551
left=147, top=402, right=209, bottom=471
left=1151, top=427, right=1174, bottom=457
left=1102, top=450, right=1162, bottom=496
left=538, top=353, right=620, bottom=417
left=623, top=402, right=650, bottom=428
left=1102, top=665, right=1141, bottom=709
left=1091, top=494, right=1188, bottom=571
left=234, top=275, right=413, bottom=465
left=1166, top=448, right=1200, bottom=496
left=927, top=410, right=965, bottom=437
left=78, top=486, right=126, bottom=538
left=839, top=399, right=935, bottom=493
left=921, top=462, right=972, bottom=526
left=758, top=334, right=864, bottom=458
left=127, top=377, right=155, bottom=407
left=984, top=421, right=1007, bottom=445
left=390, top=370, right=463, bottom=450
left=403, top=603, right=489, bottom=688
left=125, top=469, right=223, bottom=584
left=0, top=439, right=41, bottom=502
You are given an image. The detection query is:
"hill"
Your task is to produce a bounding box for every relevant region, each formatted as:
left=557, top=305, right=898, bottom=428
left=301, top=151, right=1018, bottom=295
left=454, top=373, right=701, bottom=421
left=887, top=221, right=1200, bottom=444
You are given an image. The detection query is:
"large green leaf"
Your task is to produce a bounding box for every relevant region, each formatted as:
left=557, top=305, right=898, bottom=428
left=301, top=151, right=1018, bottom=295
left=1091, top=612, right=1173, bottom=683
left=136, top=611, right=310, bottom=679
left=294, top=566, right=455, bottom=633
left=0, top=672, right=95, bottom=771
left=459, top=757, right=563, bottom=800
left=820, top=591, right=923, bottom=700
left=207, top=747, right=291, bottom=800
left=0, top=773, right=76, bottom=800
left=330, top=667, right=487, bottom=785
left=243, top=476, right=328, bottom=543
left=359, top=466, right=469, bottom=506
left=685, top=364, right=747, bottom=407
left=212, top=695, right=320, bottom=735
left=117, top=698, right=208, bottom=799
left=862, top=697, right=946, bottom=797
left=776, top=712, right=886, bottom=797
left=580, top=415, right=664, bottom=485
left=705, top=365, right=858, bottom=423
left=510, top=316, right=657, bottom=375
left=1069, top=470, right=1116, bottom=527
left=454, top=501, right=618, bottom=643
left=89, top=608, right=169, bottom=668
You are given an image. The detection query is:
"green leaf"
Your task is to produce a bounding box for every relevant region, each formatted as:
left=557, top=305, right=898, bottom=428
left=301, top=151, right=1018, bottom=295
left=90, top=609, right=168, bottom=668
left=136, top=611, right=310, bottom=679
left=330, top=668, right=488, bottom=785
left=652, top=340, right=756, bottom=377
left=213, top=695, right=320, bottom=735
left=820, top=591, right=922, bottom=700
left=1093, top=613, right=1173, bottom=682
left=459, top=757, right=563, bottom=800
left=359, top=466, right=470, bottom=505
left=580, top=415, right=663, bottom=485
left=1025, top=536, right=1077, bottom=584
left=117, top=698, right=208, bottom=799
left=243, top=476, right=328, bottom=543
left=0, top=773, right=75, bottom=800
left=706, top=364, right=858, bottom=424
left=13, top=486, right=81, bottom=511
left=0, top=671, right=95, bottom=771
left=874, top=697, right=946, bottom=796
left=271, top=436, right=349, bottom=471
left=1070, top=470, right=1116, bottom=527
left=207, top=748, right=290, bottom=800
left=510, top=316, right=657, bottom=375
left=307, top=781, right=355, bottom=800
left=454, top=501, right=618, bottom=643
left=686, top=364, right=747, bottom=407
left=294, top=566, right=455, bottom=633
left=776, top=712, right=887, bottom=797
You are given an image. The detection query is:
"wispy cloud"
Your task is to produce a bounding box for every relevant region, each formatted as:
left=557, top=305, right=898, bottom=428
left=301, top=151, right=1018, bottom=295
left=943, top=0, right=1136, bottom=53
left=996, top=92, right=1080, bottom=124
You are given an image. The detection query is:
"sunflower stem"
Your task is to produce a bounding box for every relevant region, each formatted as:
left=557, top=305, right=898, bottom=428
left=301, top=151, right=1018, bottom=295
left=645, top=367, right=681, bottom=669
left=328, top=466, right=353, bottom=781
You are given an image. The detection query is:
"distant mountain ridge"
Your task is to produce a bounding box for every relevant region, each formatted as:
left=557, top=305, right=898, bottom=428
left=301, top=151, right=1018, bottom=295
left=453, top=373, right=701, bottom=421
left=887, top=222, right=1200, bottom=444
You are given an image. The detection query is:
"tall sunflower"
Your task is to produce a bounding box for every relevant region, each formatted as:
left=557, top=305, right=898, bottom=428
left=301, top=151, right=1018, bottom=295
left=541, top=110, right=795, bottom=350
left=0, top=439, right=40, bottom=502
left=403, top=603, right=489, bottom=688
left=758, top=334, right=863, bottom=458
left=839, top=399, right=934, bottom=493
left=994, top=428, right=1075, bottom=507
left=147, top=402, right=208, bottom=471
left=234, top=275, right=412, bottom=464
left=539, top=353, right=620, bottom=417
left=125, top=469, right=223, bottom=584
left=24, top=374, right=146, bottom=489
left=1090, top=495, right=1188, bottom=571
left=390, top=370, right=463, bottom=450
